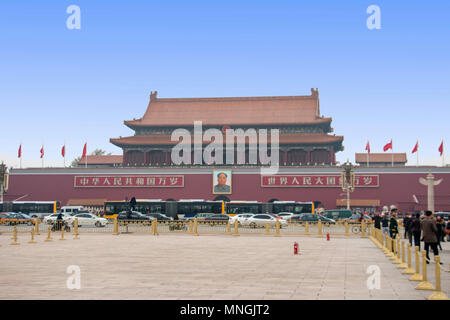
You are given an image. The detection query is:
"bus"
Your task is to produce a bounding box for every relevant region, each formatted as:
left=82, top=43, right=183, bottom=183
left=226, top=201, right=264, bottom=216
left=270, top=201, right=314, bottom=215
left=0, top=201, right=60, bottom=219
left=103, top=199, right=166, bottom=219
left=103, top=199, right=224, bottom=219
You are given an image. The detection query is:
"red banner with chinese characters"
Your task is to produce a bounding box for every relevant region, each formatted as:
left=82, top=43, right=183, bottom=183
left=261, top=175, right=379, bottom=188
left=74, top=175, right=184, bottom=188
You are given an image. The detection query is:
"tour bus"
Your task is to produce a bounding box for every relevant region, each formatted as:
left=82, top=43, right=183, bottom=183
left=0, top=201, right=60, bottom=219
left=103, top=199, right=224, bottom=219
left=225, top=201, right=265, bottom=216
left=270, top=201, right=315, bottom=215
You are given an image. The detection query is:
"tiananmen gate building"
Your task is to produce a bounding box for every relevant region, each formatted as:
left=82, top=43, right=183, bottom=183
left=5, top=89, right=450, bottom=213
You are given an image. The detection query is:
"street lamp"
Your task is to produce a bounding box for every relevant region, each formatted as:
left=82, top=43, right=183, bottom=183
left=0, top=162, right=7, bottom=203
left=341, top=159, right=355, bottom=210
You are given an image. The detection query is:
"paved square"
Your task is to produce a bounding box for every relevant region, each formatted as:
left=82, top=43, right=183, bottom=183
left=0, top=232, right=448, bottom=299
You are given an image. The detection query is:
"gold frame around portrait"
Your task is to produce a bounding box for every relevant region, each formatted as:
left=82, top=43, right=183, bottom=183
left=212, top=170, right=232, bottom=195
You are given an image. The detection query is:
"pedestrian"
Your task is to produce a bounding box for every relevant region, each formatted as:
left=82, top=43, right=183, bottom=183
left=403, top=213, right=412, bottom=244
left=373, top=212, right=382, bottom=230
left=381, top=213, right=389, bottom=236
left=421, top=211, right=441, bottom=264
left=410, top=213, right=421, bottom=249
left=389, top=208, right=399, bottom=253
left=446, top=220, right=450, bottom=242
left=436, top=215, right=445, bottom=250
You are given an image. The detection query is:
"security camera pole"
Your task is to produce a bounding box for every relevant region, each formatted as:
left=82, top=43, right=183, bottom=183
left=341, top=159, right=355, bottom=210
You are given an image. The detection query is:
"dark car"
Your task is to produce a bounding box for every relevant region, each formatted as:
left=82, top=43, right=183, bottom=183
left=145, top=213, right=173, bottom=221
left=117, top=211, right=154, bottom=221
left=295, top=214, right=336, bottom=224
left=3, top=212, right=35, bottom=225
left=204, top=214, right=230, bottom=223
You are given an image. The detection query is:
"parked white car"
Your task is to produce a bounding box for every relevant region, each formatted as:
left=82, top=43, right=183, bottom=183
left=229, top=213, right=255, bottom=225
left=242, top=214, right=288, bottom=228
left=70, top=213, right=108, bottom=227
left=276, top=212, right=295, bottom=220
left=43, top=213, right=71, bottom=224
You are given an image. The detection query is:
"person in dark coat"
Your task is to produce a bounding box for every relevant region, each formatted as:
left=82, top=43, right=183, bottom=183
left=372, top=212, right=382, bottom=229
left=381, top=213, right=389, bottom=236
left=410, top=213, right=422, bottom=249
left=403, top=214, right=411, bottom=241
left=421, top=211, right=441, bottom=264
left=436, top=215, right=445, bottom=250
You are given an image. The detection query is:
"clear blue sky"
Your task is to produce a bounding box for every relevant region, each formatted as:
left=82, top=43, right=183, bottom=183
left=0, top=0, right=449, bottom=168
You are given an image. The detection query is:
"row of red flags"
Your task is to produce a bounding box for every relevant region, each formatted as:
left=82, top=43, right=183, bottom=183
left=17, top=143, right=87, bottom=159
left=365, top=139, right=444, bottom=155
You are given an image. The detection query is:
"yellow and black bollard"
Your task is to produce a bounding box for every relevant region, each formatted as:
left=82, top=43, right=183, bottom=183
left=317, top=219, right=322, bottom=237
left=344, top=221, right=350, bottom=236
left=409, top=246, right=423, bottom=282
left=10, top=226, right=19, bottom=245
left=402, top=243, right=416, bottom=275
left=427, top=256, right=450, bottom=300
left=113, top=218, right=119, bottom=235
left=73, top=218, right=80, bottom=240
left=193, top=218, right=199, bottom=236
left=59, top=223, right=66, bottom=240
left=275, top=220, right=281, bottom=237
left=28, top=228, right=36, bottom=244
left=34, top=218, right=40, bottom=235
left=45, top=225, right=52, bottom=242
left=232, top=219, right=239, bottom=237
left=397, top=240, right=408, bottom=269
left=415, top=250, right=435, bottom=291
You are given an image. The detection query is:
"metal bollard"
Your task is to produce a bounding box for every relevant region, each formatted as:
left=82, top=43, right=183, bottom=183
left=152, top=218, right=159, bottom=236
left=113, top=218, right=119, bottom=235
left=361, top=220, right=366, bottom=238
left=73, top=218, right=80, bottom=239
left=409, top=246, right=423, bottom=281
left=232, top=219, right=239, bottom=237
left=275, top=220, right=281, bottom=237
left=45, top=226, right=52, bottom=242
left=415, top=250, right=435, bottom=291
left=28, top=228, right=36, bottom=244
left=59, top=223, right=66, bottom=240
left=392, top=237, right=402, bottom=264
left=398, top=240, right=408, bottom=269
left=226, top=220, right=232, bottom=235
left=193, top=218, right=199, bottom=236
left=34, top=218, right=40, bottom=235
left=344, top=221, right=349, bottom=236
left=188, top=220, right=193, bottom=234
left=304, top=221, right=309, bottom=235
left=11, top=226, right=19, bottom=245
left=427, top=256, right=450, bottom=300
left=317, top=219, right=322, bottom=237
left=265, top=222, right=270, bottom=235
left=402, top=243, right=416, bottom=275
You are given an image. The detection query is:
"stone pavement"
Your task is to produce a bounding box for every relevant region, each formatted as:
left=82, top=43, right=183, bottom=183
left=0, top=232, right=448, bottom=300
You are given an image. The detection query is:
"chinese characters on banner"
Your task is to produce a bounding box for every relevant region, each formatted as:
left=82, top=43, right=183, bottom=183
left=74, top=175, right=184, bottom=188
left=261, top=175, right=379, bottom=187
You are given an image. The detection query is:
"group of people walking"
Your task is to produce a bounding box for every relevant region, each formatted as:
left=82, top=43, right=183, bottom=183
left=372, top=208, right=449, bottom=264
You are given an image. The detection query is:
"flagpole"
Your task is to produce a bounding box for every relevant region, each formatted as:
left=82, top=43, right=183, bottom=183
left=416, top=139, right=419, bottom=167
left=391, top=138, right=394, bottom=167
left=20, top=141, right=22, bottom=169
left=442, top=139, right=445, bottom=167
left=85, top=141, right=87, bottom=168
left=63, top=140, right=66, bottom=168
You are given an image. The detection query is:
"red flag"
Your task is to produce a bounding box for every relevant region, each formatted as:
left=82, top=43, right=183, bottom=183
left=18, top=144, right=22, bottom=158
left=365, top=141, right=370, bottom=153
left=439, top=140, right=444, bottom=156
left=40, top=146, right=44, bottom=159
left=412, top=141, right=418, bottom=154
left=383, top=139, right=392, bottom=152
left=82, top=143, right=87, bottom=158
left=61, top=145, right=66, bottom=158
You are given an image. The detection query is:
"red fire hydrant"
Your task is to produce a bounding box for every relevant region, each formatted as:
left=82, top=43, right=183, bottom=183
left=327, top=233, right=330, bottom=241
left=294, top=242, right=298, bottom=255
